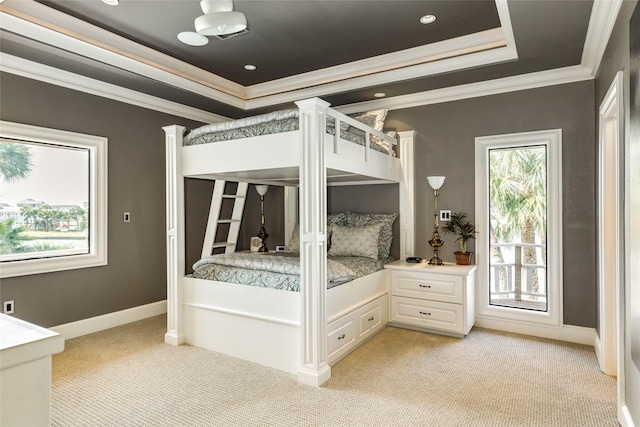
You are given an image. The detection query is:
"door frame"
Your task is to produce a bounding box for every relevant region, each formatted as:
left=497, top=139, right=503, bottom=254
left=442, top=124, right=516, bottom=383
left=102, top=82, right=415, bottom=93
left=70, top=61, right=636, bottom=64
left=475, top=129, right=563, bottom=328
left=596, top=72, right=624, bottom=414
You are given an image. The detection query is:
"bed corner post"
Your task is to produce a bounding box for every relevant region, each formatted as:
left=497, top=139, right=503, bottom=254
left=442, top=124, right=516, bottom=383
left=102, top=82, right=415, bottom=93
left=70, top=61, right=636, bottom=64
left=398, top=130, right=416, bottom=259
left=163, top=125, right=186, bottom=347
left=295, top=98, right=332, bottom=387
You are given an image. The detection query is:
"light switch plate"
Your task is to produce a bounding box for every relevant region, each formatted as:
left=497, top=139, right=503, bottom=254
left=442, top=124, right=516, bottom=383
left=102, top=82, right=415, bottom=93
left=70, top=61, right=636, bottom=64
left=440, top=210, right=451, bottom=221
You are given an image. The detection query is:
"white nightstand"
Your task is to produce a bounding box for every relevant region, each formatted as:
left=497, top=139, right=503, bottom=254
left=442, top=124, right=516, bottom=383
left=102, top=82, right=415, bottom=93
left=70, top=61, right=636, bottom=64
left=384, top=260, right=477, bottom=338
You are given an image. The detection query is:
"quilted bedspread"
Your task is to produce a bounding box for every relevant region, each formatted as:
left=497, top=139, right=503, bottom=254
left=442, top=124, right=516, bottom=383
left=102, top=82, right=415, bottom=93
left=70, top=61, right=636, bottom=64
left=183, top=109, right=393, bottom=155
left=191, top=252, right=385, bottom=291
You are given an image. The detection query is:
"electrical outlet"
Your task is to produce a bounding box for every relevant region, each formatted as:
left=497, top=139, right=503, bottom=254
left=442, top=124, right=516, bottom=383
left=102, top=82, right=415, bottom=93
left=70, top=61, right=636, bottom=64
left=3, top=300, right=14, bottom=315
left=123, top=212, right=131, bottom=223
left=440, top=210, right=452, bottom=221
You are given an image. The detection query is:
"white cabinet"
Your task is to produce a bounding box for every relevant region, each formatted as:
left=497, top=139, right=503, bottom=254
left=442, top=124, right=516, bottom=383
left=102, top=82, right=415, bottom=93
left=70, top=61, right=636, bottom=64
left=385, top=261, right=476, bottom=337
left=0, top=314, right=65, bottom=427
left=327, top=293, right=388, bottom=364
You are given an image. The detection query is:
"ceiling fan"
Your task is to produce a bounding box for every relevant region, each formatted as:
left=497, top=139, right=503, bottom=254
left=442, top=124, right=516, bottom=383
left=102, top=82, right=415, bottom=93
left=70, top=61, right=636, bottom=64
left=178, top=0, right=248, bottom=46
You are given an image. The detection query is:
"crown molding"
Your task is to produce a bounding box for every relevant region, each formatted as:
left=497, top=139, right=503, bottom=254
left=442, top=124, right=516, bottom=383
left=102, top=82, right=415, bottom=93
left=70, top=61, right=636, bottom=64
left=0, top=0, right=620, bottom=118
left=581, top=0, right=624, bottom=76
left=245, top=28, right=509, bottom=99
left=0, top=0, right=516, bottom=109
left=0, top=6, right=247, bottom=108
left=336, top=65, right=594, bottom=114
left=337, top=0, right=621, bottom=114
left=0, top=53, right=227, bottom=124
left=244, top=43, right=518, bottom=110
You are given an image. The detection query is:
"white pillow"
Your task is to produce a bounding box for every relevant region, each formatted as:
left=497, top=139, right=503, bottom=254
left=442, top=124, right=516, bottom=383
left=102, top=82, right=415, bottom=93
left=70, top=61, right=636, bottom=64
left=287, top=224, right=300, bottom=253
left=286, top=224, right=334, bottom=253
left=327, top=224, right=381, bottom=259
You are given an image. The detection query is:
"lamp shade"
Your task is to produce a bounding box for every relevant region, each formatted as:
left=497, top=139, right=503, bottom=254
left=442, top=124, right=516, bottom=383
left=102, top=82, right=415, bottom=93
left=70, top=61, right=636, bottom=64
left=255, top=185, right=269, bottom=196
left=427, top=176, right=446, bottom=190
left=195, top=11, right=247, bottom=36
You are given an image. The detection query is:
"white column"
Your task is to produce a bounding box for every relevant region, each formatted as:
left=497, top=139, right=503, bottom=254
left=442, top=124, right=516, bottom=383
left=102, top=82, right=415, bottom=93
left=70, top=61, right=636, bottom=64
left=295, top=98, right=331, bottom=386
left=398, top=130, right=416, bottom=259
left=163, top=125, right=186, bottom=346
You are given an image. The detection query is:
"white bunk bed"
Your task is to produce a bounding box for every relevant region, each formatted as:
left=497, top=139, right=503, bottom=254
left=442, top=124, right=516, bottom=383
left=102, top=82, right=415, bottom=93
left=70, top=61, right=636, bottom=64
left=164, top=98, right=415, bottom=387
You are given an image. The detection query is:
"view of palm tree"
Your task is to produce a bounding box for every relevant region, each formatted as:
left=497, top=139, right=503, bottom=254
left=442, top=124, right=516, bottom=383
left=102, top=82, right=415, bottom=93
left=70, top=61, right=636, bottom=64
left=0, top=141, right=33, bottom=183
left=0, top=140, right=89, bottom=259
left=488, top=146, right=547, bottom=311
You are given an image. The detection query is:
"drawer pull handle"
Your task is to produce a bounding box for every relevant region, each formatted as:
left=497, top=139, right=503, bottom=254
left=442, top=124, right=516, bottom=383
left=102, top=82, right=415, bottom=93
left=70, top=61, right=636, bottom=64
left=337, top=334, right=346, bottom=340
left=419, top=311, right=432, bottom=316
left=419, top=284, right=431, bottom=288
left=368, top=316, right=375, bottom=322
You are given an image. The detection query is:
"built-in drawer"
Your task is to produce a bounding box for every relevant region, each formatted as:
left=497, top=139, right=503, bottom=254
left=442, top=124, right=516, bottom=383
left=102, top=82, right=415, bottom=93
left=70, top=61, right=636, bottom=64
left=327, top=316, right=356, bottom=359
left=391, top=296, right=463, bottom=333
left=358, top=294, right=387, bottom=339
left=390, top=271, right=463, bottom=304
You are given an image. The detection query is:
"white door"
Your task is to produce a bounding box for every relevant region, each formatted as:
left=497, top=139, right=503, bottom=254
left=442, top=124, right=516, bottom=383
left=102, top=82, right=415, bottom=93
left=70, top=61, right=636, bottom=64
left=475, top=129, right=563, bottom=328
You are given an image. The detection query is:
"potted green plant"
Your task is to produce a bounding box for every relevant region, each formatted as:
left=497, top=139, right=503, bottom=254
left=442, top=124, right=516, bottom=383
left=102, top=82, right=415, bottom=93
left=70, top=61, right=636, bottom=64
left=440, top=211, right=477, bottom=265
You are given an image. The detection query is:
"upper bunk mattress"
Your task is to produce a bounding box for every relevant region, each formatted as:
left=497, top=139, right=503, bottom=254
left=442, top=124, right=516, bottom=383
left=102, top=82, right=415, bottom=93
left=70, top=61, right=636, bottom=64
left=184, top=109, right=393, bottom=155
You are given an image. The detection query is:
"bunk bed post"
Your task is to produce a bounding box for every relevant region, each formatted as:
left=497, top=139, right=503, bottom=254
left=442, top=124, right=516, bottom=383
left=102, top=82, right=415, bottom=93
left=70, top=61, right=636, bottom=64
left=295, top=98, right=332, bottom=386
left=398, top=130, right=416, bottom=259
left=163, top=125, right=186, bottom=346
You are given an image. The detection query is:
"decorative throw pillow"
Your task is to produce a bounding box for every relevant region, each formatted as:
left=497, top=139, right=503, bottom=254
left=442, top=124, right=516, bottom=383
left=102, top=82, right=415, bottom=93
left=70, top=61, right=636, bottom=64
left=287, top=215, right=346, bottom=253
left=349, top=109, right=388, bottom=132
left=327, top=224, right=382, bottom=259
left=343, top=212, right=397, bottom=260
left=327, top=212, right=347, bottom=226
left=287, top=224, right=300, bottom=253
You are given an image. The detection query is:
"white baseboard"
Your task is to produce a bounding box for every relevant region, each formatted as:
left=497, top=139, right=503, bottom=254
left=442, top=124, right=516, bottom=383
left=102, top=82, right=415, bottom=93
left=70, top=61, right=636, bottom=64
left=474, top=316, right=596, bottom=346
left=51, top=300, right=167, bottom=340
left=621, top=404, right=636, bottom=427
left=594, top=332, right=603, bottom=367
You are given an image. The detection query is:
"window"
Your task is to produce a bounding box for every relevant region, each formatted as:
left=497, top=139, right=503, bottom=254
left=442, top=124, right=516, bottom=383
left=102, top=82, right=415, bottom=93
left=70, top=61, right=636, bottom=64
left=475, top=129, right=562, bottom=327
left=0, top=121, right=107, bottom=278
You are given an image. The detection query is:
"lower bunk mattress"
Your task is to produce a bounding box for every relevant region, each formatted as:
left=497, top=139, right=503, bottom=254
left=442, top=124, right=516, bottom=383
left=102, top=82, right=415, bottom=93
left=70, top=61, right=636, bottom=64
left=191, top=252, right=389, bottom=291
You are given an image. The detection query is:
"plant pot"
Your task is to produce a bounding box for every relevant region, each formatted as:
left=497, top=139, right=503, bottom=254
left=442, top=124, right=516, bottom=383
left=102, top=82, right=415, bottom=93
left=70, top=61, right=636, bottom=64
left=454, top=251, right=473, bottom=265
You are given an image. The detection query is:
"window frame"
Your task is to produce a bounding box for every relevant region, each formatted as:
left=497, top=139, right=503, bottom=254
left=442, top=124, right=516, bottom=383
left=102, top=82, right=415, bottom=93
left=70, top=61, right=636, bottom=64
left=0, top=121, right=107, bottom=278
left=475, top=129, right=563, bottom=327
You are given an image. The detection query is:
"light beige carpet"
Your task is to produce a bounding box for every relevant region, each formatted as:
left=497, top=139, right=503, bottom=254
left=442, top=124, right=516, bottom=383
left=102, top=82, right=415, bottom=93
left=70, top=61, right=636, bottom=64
left=52, top=315, right=617, bottom=426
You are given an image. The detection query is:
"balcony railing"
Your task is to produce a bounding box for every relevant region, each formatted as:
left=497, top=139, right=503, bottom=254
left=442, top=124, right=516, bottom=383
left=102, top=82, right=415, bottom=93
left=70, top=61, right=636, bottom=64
left=489, top=242, right=547, bottom=311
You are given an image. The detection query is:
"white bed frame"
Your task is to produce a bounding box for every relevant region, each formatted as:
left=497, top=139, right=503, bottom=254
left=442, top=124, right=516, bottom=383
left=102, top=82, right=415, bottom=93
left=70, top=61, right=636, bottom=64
left=164, top=98, right=415, bottom=386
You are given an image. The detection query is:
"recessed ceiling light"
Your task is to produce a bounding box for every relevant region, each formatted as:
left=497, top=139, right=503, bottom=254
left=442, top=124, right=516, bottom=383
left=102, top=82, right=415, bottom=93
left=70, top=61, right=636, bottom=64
left=420, top=14, right=436, bottom=25
left=244, top=64, right=257, bottom=71
left=178, top=31, right=209, bottom=46
left=101, top=0, right=119, bottom=5
left=374, top=92, right=386, bottom=98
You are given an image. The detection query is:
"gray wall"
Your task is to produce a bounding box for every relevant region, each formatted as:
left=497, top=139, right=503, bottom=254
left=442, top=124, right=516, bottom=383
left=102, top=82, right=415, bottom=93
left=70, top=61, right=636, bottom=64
left=0, top=72, right=203, bottom=327
left=595, top=0, right=639, bottom=423
left=185, top=181, right=285, bottom=273
left=0, top=73, right=597, bottom=331
left=234, top=183, right=401, bottom=261
left=385, top=80, right=596, bottom=328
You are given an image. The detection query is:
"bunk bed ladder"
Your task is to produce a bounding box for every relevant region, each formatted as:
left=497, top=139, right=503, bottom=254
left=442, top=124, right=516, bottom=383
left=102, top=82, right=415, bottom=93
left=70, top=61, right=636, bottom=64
left=201, top=180, right=248, bottom=257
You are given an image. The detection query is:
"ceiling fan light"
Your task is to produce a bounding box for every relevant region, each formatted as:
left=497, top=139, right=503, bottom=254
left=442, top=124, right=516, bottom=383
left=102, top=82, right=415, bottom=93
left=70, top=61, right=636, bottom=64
left=195, top=11, right=247, bottom=36
left=200, top=0, right=234, bottom=14
left=177, top=31, right=209, bottom=46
